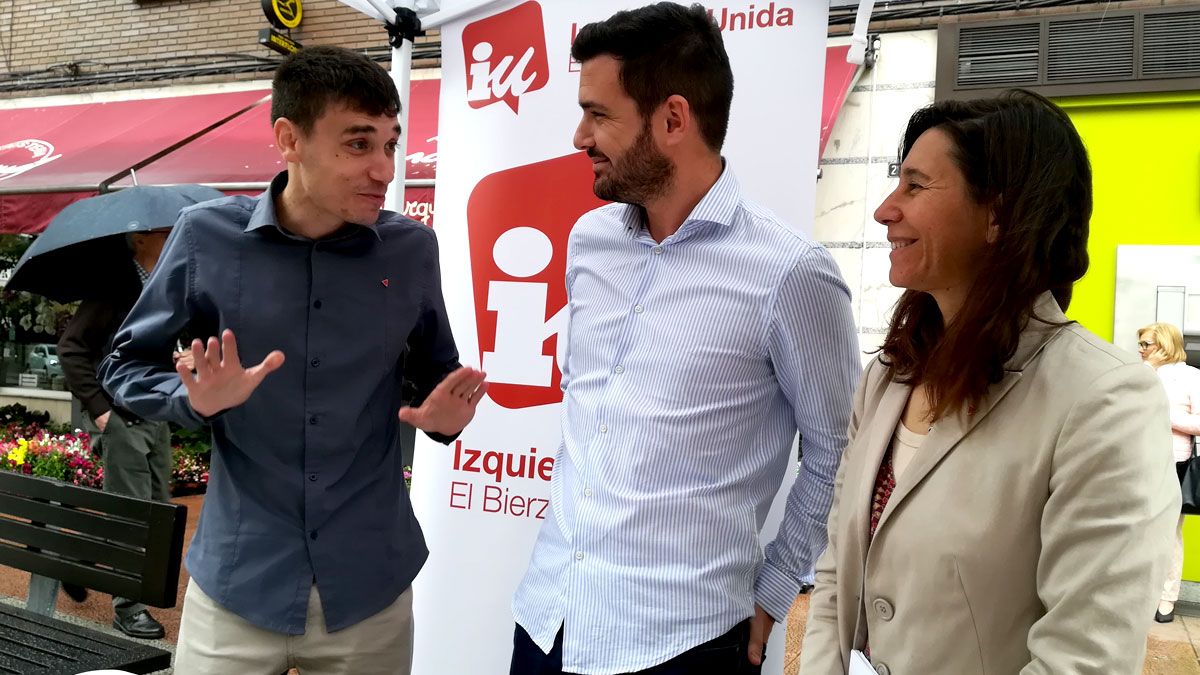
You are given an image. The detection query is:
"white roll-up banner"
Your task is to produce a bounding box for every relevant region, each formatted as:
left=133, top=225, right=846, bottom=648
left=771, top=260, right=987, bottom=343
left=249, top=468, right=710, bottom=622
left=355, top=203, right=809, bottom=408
left=410, top=2, right=828, bottom=673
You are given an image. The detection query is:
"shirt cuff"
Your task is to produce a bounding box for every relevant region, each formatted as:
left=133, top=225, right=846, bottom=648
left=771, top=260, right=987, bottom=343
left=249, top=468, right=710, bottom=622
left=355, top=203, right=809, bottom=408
left=158, top=378, right=219, bottom=428
left=755, top=561, right=803, bottom=623
left=425, top=429, right=461, bottom=445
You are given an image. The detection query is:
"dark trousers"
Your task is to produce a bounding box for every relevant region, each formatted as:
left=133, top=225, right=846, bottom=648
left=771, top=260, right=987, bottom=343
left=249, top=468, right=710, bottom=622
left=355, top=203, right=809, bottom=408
left=510, top=620, right=762, bottom=675
left=89, top=411, right=172, bottom=618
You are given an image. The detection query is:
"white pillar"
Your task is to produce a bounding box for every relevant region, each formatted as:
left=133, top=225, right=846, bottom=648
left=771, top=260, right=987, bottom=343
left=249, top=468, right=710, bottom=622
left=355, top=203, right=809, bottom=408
left=385, top=0, right=417, bottom=213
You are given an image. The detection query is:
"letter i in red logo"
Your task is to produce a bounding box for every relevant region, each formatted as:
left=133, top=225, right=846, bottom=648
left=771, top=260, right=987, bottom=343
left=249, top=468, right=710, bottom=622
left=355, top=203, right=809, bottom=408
left=468, top=153, right=607, bottom=409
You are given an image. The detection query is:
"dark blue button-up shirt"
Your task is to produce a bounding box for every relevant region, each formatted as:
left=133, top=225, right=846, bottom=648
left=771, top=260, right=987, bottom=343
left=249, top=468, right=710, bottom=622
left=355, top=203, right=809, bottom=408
left=100, top=172, right=460, bottom=634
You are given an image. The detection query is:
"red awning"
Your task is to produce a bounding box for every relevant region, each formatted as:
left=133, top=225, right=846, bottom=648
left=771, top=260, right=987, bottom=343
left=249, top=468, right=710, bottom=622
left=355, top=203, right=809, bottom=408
left=113, top=79, right=440, bottom=187
left=1, top=59, right=867, bottom=235
left=0, top=190, right=95, bottom=235
left=0, top=82, right=439, bottom=233
left=0, top=91, right=267, bottom=191
left=0, top=90, right=268, bottom=233
left=821, top=45, right=863, bottom=160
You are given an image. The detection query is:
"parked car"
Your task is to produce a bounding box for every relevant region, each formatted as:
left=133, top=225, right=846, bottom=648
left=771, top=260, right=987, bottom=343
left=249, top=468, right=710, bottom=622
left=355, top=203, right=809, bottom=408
left=26, top=344, right=62, bottom=379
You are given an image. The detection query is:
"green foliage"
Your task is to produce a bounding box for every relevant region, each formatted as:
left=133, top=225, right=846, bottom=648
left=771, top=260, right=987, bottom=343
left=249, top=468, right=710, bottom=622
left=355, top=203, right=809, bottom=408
left=0, top=235, right=33, bottom=271
left=0, top=235, right=77, bottom=340
left=0, top=403, right=50, bottom=428
left=171, top=425, right=211, bottom=457
left=0, top=290, right=77, bottom=339
left=30, top=450, right=67, bottom=481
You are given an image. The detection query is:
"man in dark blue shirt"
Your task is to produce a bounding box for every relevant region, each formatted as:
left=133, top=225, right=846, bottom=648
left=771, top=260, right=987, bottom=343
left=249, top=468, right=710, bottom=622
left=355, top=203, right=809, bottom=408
left=100, top=45, right=486, bottom=674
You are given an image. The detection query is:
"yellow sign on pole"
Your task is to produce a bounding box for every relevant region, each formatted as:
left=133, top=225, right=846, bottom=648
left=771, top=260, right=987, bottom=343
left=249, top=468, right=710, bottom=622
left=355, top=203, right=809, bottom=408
left=262, top=0, right=302, bottom=30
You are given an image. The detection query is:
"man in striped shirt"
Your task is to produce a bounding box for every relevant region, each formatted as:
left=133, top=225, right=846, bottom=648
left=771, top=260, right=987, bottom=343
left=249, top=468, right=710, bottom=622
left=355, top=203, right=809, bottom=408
left=510, top=4, right=861, bottom=674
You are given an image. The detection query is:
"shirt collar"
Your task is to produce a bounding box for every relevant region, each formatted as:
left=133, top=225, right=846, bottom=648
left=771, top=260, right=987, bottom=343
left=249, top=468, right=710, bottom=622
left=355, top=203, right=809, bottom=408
left=247, top=171, right=383, bottom=242
left=619, top=160, right=741, bottom=233
left=133, top=261, right=150, bottom=286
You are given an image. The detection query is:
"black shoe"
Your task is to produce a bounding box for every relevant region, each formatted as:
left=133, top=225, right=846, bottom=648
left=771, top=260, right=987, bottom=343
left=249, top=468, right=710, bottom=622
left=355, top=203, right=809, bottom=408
left=1155, top=609, right=1175, bottom=623
left=113, top=609, right=165, bottom=639
left=61, top=583, right=88, bottom=603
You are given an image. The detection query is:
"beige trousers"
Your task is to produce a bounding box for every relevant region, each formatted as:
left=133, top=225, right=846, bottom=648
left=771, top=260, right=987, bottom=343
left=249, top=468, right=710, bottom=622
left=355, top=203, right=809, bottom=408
left=1163, top=515, right=1186, bottom=603
left=173, top=579, right=413, bottom=675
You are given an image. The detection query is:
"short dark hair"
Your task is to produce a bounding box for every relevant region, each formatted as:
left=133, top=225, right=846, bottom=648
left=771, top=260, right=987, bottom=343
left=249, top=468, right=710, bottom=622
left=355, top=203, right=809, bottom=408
left=271, top=45, right=401, bottom=135
left=571, top=2, right=734, bottom=151
left=880, top=89, right=1092, bottom=422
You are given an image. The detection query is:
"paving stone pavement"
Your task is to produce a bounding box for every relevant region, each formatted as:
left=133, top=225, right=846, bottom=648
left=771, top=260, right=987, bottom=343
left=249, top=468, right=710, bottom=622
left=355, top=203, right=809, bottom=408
left=0, top=489, right=1194, bottom=675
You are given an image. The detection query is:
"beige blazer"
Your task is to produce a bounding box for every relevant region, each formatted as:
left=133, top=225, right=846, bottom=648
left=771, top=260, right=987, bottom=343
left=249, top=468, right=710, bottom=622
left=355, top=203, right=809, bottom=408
left=800, top=294, right=1179, bottom=675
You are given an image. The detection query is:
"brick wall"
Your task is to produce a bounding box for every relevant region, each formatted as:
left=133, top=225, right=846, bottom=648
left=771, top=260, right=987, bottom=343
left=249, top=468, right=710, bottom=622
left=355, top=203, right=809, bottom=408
left=0, top=0, right=441, bottom=96
left=1, top=0, right=1193, bottom=97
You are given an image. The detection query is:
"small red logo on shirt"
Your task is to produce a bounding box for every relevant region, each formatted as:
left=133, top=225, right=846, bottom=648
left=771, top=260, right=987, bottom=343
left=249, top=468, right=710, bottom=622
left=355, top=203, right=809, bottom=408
left=462, top=1, right=550, bottom=114
left=382, top=279, right=389, bottom=288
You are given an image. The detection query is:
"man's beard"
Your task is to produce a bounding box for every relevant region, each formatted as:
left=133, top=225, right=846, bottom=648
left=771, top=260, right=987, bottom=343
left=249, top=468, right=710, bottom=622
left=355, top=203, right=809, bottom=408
left=590, top=121, right=675, bottom=205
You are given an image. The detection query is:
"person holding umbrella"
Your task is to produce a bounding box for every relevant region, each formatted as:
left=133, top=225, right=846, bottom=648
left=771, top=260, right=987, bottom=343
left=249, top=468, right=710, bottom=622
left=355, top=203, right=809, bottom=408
left=8, top=184, right=221, bottom=640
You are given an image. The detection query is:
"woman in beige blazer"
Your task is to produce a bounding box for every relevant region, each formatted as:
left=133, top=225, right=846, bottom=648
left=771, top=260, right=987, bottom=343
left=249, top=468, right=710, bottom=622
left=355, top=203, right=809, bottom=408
left=800, top=90, right=1179, bottom=675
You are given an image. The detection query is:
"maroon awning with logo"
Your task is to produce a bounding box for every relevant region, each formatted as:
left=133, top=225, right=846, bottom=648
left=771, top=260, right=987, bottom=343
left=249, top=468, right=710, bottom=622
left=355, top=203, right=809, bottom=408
left=111, top=79, right=440, bottom=187
left=1, top=55, right=857, bottom=235
left=0, top=90, right=267, bottom=233
left=0, top=82, right=439, bottom=233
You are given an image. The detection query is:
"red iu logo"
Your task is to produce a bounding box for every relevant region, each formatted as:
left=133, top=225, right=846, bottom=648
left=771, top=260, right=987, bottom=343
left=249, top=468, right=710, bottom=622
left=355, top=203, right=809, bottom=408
left=468, top=153, right=607, bottom=409
left=462, top=1, right=550, bottom=114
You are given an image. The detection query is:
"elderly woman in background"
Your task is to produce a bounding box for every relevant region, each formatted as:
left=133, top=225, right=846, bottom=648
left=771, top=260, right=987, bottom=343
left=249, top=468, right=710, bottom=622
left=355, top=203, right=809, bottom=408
left=800, top=90, right=1178, bottom=675
left=1138, top=322, right=1200, bottom=624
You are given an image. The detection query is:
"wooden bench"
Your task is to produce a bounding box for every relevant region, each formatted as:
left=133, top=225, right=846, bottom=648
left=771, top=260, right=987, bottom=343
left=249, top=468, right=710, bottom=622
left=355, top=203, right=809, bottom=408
left=0, top=470, right=186, bottom=674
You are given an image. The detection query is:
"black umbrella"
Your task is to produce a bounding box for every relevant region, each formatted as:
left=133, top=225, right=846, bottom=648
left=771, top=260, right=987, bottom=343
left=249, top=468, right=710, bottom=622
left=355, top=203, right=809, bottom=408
left=7, top=185, right=225, bottom=302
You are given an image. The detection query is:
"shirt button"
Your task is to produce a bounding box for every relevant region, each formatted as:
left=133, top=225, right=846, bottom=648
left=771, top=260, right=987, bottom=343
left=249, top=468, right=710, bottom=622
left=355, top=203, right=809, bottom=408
left=309, top=415, right=318, bottom=425
left=574, top=551, right=584, bottom=561
left=584, top=488, right=593, bottom=497
left=653, top=246, right=663, bottom=255
left=633, top=304, right=644, bottom=314
left=308, top=473, right=318, bottom=482
left=614, top=365, right=624, bottom=374
left=599, top=424, right=608, bottom=433
left=309, top=530, right=318, bottom=540
left=312, top=300, right=322, bottom=309
left=311, top=358, right=321, bottom=368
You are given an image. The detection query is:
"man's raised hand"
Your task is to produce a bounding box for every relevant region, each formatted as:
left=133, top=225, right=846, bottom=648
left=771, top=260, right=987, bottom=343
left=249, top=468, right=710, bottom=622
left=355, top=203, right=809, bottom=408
left=397, top=366, right=487, bottom=436
left=177, top=330, right=285, bottom=418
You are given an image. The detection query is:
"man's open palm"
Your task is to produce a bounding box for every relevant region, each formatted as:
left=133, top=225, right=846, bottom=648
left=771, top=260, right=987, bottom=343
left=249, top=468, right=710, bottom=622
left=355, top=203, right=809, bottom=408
left=398, top=366, right=488, bottom=436
left=178, top=330, right=285, bottom=418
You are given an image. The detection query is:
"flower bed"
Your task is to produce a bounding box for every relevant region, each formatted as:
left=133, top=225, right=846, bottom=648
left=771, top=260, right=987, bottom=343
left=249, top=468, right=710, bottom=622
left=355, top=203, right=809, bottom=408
left=0, top=426, right=103, bottom=488
left=0, top=405, right=211, bottom=494
left=0, top=407, right=425, bottom=496
left=172, top=447, right=210, bottom=495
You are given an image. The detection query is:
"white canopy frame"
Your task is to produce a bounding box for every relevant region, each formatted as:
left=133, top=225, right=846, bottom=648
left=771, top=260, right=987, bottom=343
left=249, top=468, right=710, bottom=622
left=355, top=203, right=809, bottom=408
left=336, top=0, right=878, bottom=211
left=338, top=0, right=507, bottom=211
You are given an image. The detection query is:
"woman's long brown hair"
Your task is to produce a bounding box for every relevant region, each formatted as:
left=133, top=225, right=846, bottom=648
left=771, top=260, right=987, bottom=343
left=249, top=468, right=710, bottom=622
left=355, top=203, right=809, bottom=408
left=880, top=90, right=1092, bottom=422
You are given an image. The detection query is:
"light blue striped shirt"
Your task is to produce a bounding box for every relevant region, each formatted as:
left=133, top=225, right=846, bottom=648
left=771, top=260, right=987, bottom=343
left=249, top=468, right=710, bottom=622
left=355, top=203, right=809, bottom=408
left=512, top=165, right=861, bottom=674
